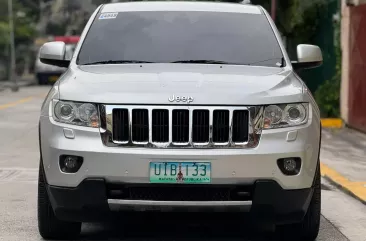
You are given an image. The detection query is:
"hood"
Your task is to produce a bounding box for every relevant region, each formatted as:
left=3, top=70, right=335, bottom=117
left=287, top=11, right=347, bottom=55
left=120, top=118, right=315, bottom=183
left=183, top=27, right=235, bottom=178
left=58, top=64, right=305, bottom=105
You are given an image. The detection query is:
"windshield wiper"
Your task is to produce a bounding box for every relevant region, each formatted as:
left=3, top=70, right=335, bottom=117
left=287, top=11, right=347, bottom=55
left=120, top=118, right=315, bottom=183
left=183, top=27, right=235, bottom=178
left=83, top=60, right=155, bottom=65
left=245, top=57, right=285, bottom=67
left=170, top=60, right=237, bottom=65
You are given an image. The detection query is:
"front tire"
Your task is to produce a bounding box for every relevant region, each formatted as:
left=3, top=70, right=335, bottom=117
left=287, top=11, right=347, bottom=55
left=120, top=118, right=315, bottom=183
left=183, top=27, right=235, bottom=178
left=37, top=160, right=82, bottom=240
left=275, top=161, right=321, bottom=241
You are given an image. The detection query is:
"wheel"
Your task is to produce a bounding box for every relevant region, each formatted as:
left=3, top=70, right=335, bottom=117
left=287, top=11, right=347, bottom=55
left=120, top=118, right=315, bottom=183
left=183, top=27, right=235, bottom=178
left=275, top=160, right=321, bottom=241
left=37, top=160, right=82, bottom=240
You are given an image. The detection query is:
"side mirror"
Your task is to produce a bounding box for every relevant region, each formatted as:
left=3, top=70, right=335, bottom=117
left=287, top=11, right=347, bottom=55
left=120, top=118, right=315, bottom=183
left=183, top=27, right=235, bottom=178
left=292, top=44, right=323, bottom=71
left=39, top=41, right=70, bottom=68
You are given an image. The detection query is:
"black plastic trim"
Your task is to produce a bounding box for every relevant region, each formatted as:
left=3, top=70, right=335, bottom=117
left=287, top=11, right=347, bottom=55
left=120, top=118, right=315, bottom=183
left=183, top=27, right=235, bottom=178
left=292, top=61, right=323, bottom=71
left=312, top=124, right=322, bottom=187
left=46, top=179, right=313, bottom=224
left=46, top=179, right=109, bottom=222
left=251, top=180, right=313, bottom=225
left=40, top=58, right=70, bottom=68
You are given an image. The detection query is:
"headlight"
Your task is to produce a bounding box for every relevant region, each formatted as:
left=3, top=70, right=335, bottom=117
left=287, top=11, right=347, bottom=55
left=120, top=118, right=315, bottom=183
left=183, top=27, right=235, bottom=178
left=263, top=103, right=309, bottom=129
left=53, top=100, right=99, bottom=128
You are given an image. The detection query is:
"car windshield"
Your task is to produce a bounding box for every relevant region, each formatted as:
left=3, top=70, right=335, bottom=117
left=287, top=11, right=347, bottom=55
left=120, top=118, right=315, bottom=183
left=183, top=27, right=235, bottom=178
left=77, top=11, right=284, bottom=67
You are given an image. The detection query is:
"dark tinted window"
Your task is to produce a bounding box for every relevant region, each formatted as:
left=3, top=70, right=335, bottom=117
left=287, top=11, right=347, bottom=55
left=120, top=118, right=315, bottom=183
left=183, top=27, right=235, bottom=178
left=77, top=11, right=284, bottom=67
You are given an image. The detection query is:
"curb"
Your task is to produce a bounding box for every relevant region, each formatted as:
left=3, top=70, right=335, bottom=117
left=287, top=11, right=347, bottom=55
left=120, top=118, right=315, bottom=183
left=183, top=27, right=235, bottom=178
left=320, top=162, right=366, bottom=205
left=321, top=118, right=343, bottom=128
left=0, top=79, right=36, bottom=91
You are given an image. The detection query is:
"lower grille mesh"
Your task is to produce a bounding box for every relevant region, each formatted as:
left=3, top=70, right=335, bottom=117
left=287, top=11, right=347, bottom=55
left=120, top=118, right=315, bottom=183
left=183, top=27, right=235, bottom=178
left=129, top=186, right=231, bottom=201
left=107, top=185, right=253, bottom=201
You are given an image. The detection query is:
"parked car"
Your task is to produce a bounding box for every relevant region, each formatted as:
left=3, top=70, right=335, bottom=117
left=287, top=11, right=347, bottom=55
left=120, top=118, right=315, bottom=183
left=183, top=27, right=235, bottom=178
left=37, top=1, right=323, bottom=240
left=34, top=36, right=79, bottom=85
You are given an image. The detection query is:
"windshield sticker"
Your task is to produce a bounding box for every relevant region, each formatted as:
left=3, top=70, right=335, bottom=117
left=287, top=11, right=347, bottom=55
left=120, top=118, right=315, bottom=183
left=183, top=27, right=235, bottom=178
left=99, top=13, right=118, bottom=20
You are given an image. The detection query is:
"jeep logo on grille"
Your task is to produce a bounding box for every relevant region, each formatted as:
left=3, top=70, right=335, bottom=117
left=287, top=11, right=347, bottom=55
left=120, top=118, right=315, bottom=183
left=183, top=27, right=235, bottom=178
left=168, top=95, right=194, bottom=103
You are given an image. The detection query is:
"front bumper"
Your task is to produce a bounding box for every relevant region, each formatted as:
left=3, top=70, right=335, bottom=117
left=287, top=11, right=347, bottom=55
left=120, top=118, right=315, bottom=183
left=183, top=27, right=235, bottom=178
left=39, top=114, right=321, bottom=190
left=46, top=178, right=314, bottom=225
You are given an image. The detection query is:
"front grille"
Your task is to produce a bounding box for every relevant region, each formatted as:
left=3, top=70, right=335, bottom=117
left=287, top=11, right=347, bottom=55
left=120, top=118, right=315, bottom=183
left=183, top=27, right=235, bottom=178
left=107, top=185, right=253, bottom=201
left=108, top=106, right=250, bottom=148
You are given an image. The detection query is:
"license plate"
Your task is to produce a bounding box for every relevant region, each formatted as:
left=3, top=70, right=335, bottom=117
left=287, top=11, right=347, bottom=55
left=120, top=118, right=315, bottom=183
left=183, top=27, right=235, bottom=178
left=49, top=76, right=59, bottom=82
left=149, top=162, right=211, bottom=184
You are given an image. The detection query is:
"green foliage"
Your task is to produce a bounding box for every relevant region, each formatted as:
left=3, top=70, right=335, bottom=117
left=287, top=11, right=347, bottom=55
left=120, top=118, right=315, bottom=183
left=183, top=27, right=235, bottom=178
left=252, top=0, right=340, bottom=117
left=0, top=0, right=37, bottom=78
left=46, top=22, right=67, bottom=36
left=314, top=78, right=340, bottom=118
left=0, top=0, right=37, bottom=52
left=0, top=22, right=9, bottom=46
left=314, top=15, right=341, bottom=118
left=276, top=0, right=302, bottom=36
left=92, top=0, right=112, bottom=5
left=252, top=0, right=326, bottom=42
left=288, top=1, right=327, bottom=42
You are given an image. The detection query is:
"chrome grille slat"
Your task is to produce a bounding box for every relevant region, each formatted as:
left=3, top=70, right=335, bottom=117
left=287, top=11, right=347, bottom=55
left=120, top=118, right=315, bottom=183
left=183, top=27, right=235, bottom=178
left=148, top=108, right=153, bottom=144
left=101, top=105, right=264, bottom=149
left=188, top=108, right=193, bottom=145
left=168, top=109, right=173, bottom=144
left=228, top=109, right=233, bottom=144
left=209, top=109, right=214, bottom=144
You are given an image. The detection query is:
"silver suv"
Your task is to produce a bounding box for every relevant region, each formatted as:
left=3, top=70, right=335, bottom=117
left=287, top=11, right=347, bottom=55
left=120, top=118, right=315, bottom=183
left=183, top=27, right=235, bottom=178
left=37, top=1, right=323, bottom=240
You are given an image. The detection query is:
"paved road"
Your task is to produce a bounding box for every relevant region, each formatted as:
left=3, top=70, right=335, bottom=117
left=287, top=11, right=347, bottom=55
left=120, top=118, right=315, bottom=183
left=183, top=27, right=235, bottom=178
left=0, top=86, right=364, bottom=241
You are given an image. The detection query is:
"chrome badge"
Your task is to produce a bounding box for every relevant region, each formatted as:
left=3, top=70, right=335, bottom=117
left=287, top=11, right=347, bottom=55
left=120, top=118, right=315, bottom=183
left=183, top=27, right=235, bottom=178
left=168, top=95, right=194, bottom=103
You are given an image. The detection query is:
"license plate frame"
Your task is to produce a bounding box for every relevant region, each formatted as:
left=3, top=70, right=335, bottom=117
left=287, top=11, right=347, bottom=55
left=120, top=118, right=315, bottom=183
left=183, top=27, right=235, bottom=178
left=149, top=162, right=211, bottom=184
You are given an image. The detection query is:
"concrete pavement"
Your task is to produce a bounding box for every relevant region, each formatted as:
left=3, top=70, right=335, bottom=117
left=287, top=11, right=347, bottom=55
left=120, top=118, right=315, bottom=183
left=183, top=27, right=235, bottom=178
left=0, top=74, right=36, bottom=92
left=0, top=85, right=365, bottom=241
left=320, top=128, right=366, bottom=204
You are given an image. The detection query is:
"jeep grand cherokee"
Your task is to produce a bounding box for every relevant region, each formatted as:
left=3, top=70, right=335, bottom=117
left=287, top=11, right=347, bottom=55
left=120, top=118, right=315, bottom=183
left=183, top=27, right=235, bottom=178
left=37, top=1, right=323, bottom=240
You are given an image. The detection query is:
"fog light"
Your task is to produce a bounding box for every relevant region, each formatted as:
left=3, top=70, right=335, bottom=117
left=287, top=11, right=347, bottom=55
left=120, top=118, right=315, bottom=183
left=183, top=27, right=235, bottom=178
left=59, top=155, right=83, bottom=173
left=277, top=157, right=301, bottom=175
left=284, top=158, right=297, bottom=172
left=65, top=156, right=78, bottom=169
